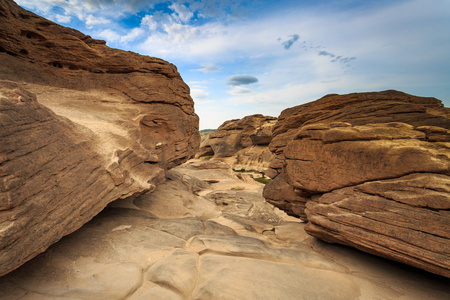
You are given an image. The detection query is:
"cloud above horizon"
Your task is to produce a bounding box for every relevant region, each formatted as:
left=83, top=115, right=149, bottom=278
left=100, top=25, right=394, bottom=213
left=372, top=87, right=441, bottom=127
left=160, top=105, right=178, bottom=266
left=227, top=75, right=259, bottom=86
left=196, top=63, right=222, bottom=73
left=280, top=34, right=300, bottom=50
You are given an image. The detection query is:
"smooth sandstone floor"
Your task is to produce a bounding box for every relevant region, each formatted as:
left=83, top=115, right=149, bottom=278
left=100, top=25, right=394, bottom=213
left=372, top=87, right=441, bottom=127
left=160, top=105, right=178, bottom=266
left=0, top=159, right=448, bottom=300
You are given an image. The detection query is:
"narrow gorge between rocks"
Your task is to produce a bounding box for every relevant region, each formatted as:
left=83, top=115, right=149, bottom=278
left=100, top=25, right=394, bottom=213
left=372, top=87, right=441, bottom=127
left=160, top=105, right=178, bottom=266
left=0, top=0, right=449, bottom=299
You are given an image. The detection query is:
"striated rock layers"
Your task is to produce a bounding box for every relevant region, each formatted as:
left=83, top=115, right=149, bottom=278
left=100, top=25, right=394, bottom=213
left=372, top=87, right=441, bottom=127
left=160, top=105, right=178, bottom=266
left=263, top=90, right=450, bottom=277
left=0, top=0, right=199, bottom=276
left=197, top=114, right=277, bottom=171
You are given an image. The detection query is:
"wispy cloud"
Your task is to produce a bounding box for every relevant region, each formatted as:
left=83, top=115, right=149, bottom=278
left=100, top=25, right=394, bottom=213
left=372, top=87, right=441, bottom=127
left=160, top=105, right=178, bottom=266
left=191, top=88, right=210, bottom=100
left=279, top=34, right=300, bottom=50
left=318, top=50, right=335, bottom=58
left=169, top=3, right=193, bottom=23
left=55, top=14, right=71, bottom=23
left=196, top=63, right=222, bottom=73
left=318, top=50, right=356, bottom=66
left=228, top=86, right=254, bottom=95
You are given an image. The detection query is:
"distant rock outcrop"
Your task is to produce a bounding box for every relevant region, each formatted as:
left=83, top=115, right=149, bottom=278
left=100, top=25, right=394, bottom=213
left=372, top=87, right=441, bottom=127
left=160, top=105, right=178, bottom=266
left=0, top=0, right=199, bottom=276
left=197, top=114, right=277, bottom=171
left=263, top=90, right=450, bottom=277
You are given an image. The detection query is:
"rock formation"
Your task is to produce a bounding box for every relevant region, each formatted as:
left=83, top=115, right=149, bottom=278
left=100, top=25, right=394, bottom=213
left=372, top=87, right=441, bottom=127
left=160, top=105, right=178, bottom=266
left=1, top=160, right=449, bottom=299
left=0, top=0, right=199, bottom=276
left=197, top=114, right=276, bottom=171
left=263, top=90, right=450, bottom=277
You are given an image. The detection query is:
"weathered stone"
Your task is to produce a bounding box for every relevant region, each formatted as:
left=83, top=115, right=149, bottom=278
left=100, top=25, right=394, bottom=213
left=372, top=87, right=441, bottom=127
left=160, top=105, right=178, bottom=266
left=146, top=249, right=199, bottom=298
left=0, top=0, right=199, bottom=276
left=0, top=160, right=449, bottom=299
left=263, top=90, right=450, bottom=278
left=266, top=90, right=449, bottom=184
left=283, top=123, right=449, bottom=193
left=263, top=173, right=309, bottom=221
left=305, top=173, right=450, bottom=278
left=133, top=170, right=221, bottom=220
left=197, top=114, right=276, bottom=171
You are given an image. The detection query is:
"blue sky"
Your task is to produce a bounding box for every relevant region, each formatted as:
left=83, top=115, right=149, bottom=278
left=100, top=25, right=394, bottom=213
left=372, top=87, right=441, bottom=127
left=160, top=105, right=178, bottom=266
left=16, top=0, right=450, bottom=129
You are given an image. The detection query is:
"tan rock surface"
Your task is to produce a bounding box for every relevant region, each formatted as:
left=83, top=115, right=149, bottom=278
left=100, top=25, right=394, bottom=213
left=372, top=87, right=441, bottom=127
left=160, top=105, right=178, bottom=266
left=0, top=0, right=199, bottom=276
left=197, top=114, right=276, bottom=171
left=280, top=122, right=450, bottom=277
left=263, top=91, right=450, bottom=277
left=0, top=160, right=449, bottom=299
left=266, top=90, right=449, bottom=180
left=284, top=122, right=449, bottom=193
left=305, top=173, right=450, bottom=278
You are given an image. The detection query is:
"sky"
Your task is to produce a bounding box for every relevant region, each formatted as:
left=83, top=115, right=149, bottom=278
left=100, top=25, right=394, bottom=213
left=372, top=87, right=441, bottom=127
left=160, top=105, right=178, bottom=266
left=16, top=0, right=450, bottom=129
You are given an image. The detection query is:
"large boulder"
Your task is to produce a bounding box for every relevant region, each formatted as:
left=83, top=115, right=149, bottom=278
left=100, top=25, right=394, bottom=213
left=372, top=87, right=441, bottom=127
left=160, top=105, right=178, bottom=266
left=263, top=91, right=450, bottom=277
left=0, top=0, right=199, bottom=276
left=198, top=114, right=276, bottom=171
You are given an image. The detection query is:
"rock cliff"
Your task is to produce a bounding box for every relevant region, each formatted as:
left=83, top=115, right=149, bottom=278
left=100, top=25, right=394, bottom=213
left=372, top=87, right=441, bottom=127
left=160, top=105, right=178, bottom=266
left=263, top=90, right=450, bottom=277
left=197, top=114, right=276, bottom=171
left=0, top=0, right=199, bottom=276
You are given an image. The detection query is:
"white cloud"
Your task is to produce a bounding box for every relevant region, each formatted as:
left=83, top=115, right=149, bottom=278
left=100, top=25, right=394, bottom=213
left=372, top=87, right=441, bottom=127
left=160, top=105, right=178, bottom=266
left=162, top=22, right=201, bottom=44
left=169, top=3, right=194, bottom=23
left=55, top=14, right=71, bottom=23
left=120, top=27, right=145, bottom=43
left=196, top=63, right=222, bottom=73
left=228, top=86, right=254, bottom=95
left=97, top=29, right=121, bottom=43
left=16, top=0, right=71, bottom=14
left=141, top=15, right=157, bottom=30
left=85, top=14, right=111, bottom=27
left=191, top=88, right=210, bottom=100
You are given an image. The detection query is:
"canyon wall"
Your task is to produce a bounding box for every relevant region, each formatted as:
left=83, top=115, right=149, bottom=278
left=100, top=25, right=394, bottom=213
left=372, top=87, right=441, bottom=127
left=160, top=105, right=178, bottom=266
left=0, top=0, right=199, bottom=276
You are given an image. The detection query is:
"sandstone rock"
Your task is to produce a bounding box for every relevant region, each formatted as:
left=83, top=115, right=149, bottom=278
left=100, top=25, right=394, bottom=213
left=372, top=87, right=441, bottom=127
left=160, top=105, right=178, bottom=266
left=132, top=170, right=222, bottom=220
left=305, top=173, right=450, bottom=278
left=266, top=90, right=449, bottom=180
left=0, top=0, right=199, bottom=276
left=283, top=122, right=449, bottom=193
left=146, top=249, right=199, bottom=298
left=192, top=254, right=361, bottom=300
left=197, top=114, right=276, bottom=171
left=263, top=173, right=310, bottom=221
left=0, top=160, right=449, bottom=299
left=263, top=91, right=450, bottom=277
left=287, top=122, right=450, bottom=277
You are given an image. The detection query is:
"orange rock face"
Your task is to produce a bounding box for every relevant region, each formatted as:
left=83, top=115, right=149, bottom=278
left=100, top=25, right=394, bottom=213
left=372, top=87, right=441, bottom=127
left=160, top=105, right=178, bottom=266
left=263, top=90, right=450, bottom=277
left=0, top=0, right=199, bottom=276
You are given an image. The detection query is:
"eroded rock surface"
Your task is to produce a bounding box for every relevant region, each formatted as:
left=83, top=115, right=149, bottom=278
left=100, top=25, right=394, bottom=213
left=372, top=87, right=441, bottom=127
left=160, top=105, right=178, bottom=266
left=0, top=160, right=448, bottom=299
left=198, top=114, right=276, bottom=171
left=0, top=0, right=199, bottom=276
left=263, top=90, right=450, bottom=277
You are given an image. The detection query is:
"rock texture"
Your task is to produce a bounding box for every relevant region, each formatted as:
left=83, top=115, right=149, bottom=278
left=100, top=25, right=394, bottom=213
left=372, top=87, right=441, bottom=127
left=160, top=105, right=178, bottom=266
left=1, top=160, right=449, bottom=299
left=0, top=0, right=199, bottom=276
left=198, top=114, right=276, bottom=171
left=263, top=90, right=450, bottom=277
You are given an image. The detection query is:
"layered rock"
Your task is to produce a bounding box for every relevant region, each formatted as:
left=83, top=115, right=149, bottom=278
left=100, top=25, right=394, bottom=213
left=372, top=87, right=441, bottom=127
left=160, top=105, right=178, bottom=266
left=0, top=0, right=199, bottom=276
left=1, top=160, right=449, bottom=299
left=198, top=114, right=276, bottom=171
left=263, top=90, right=450, bottom=277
